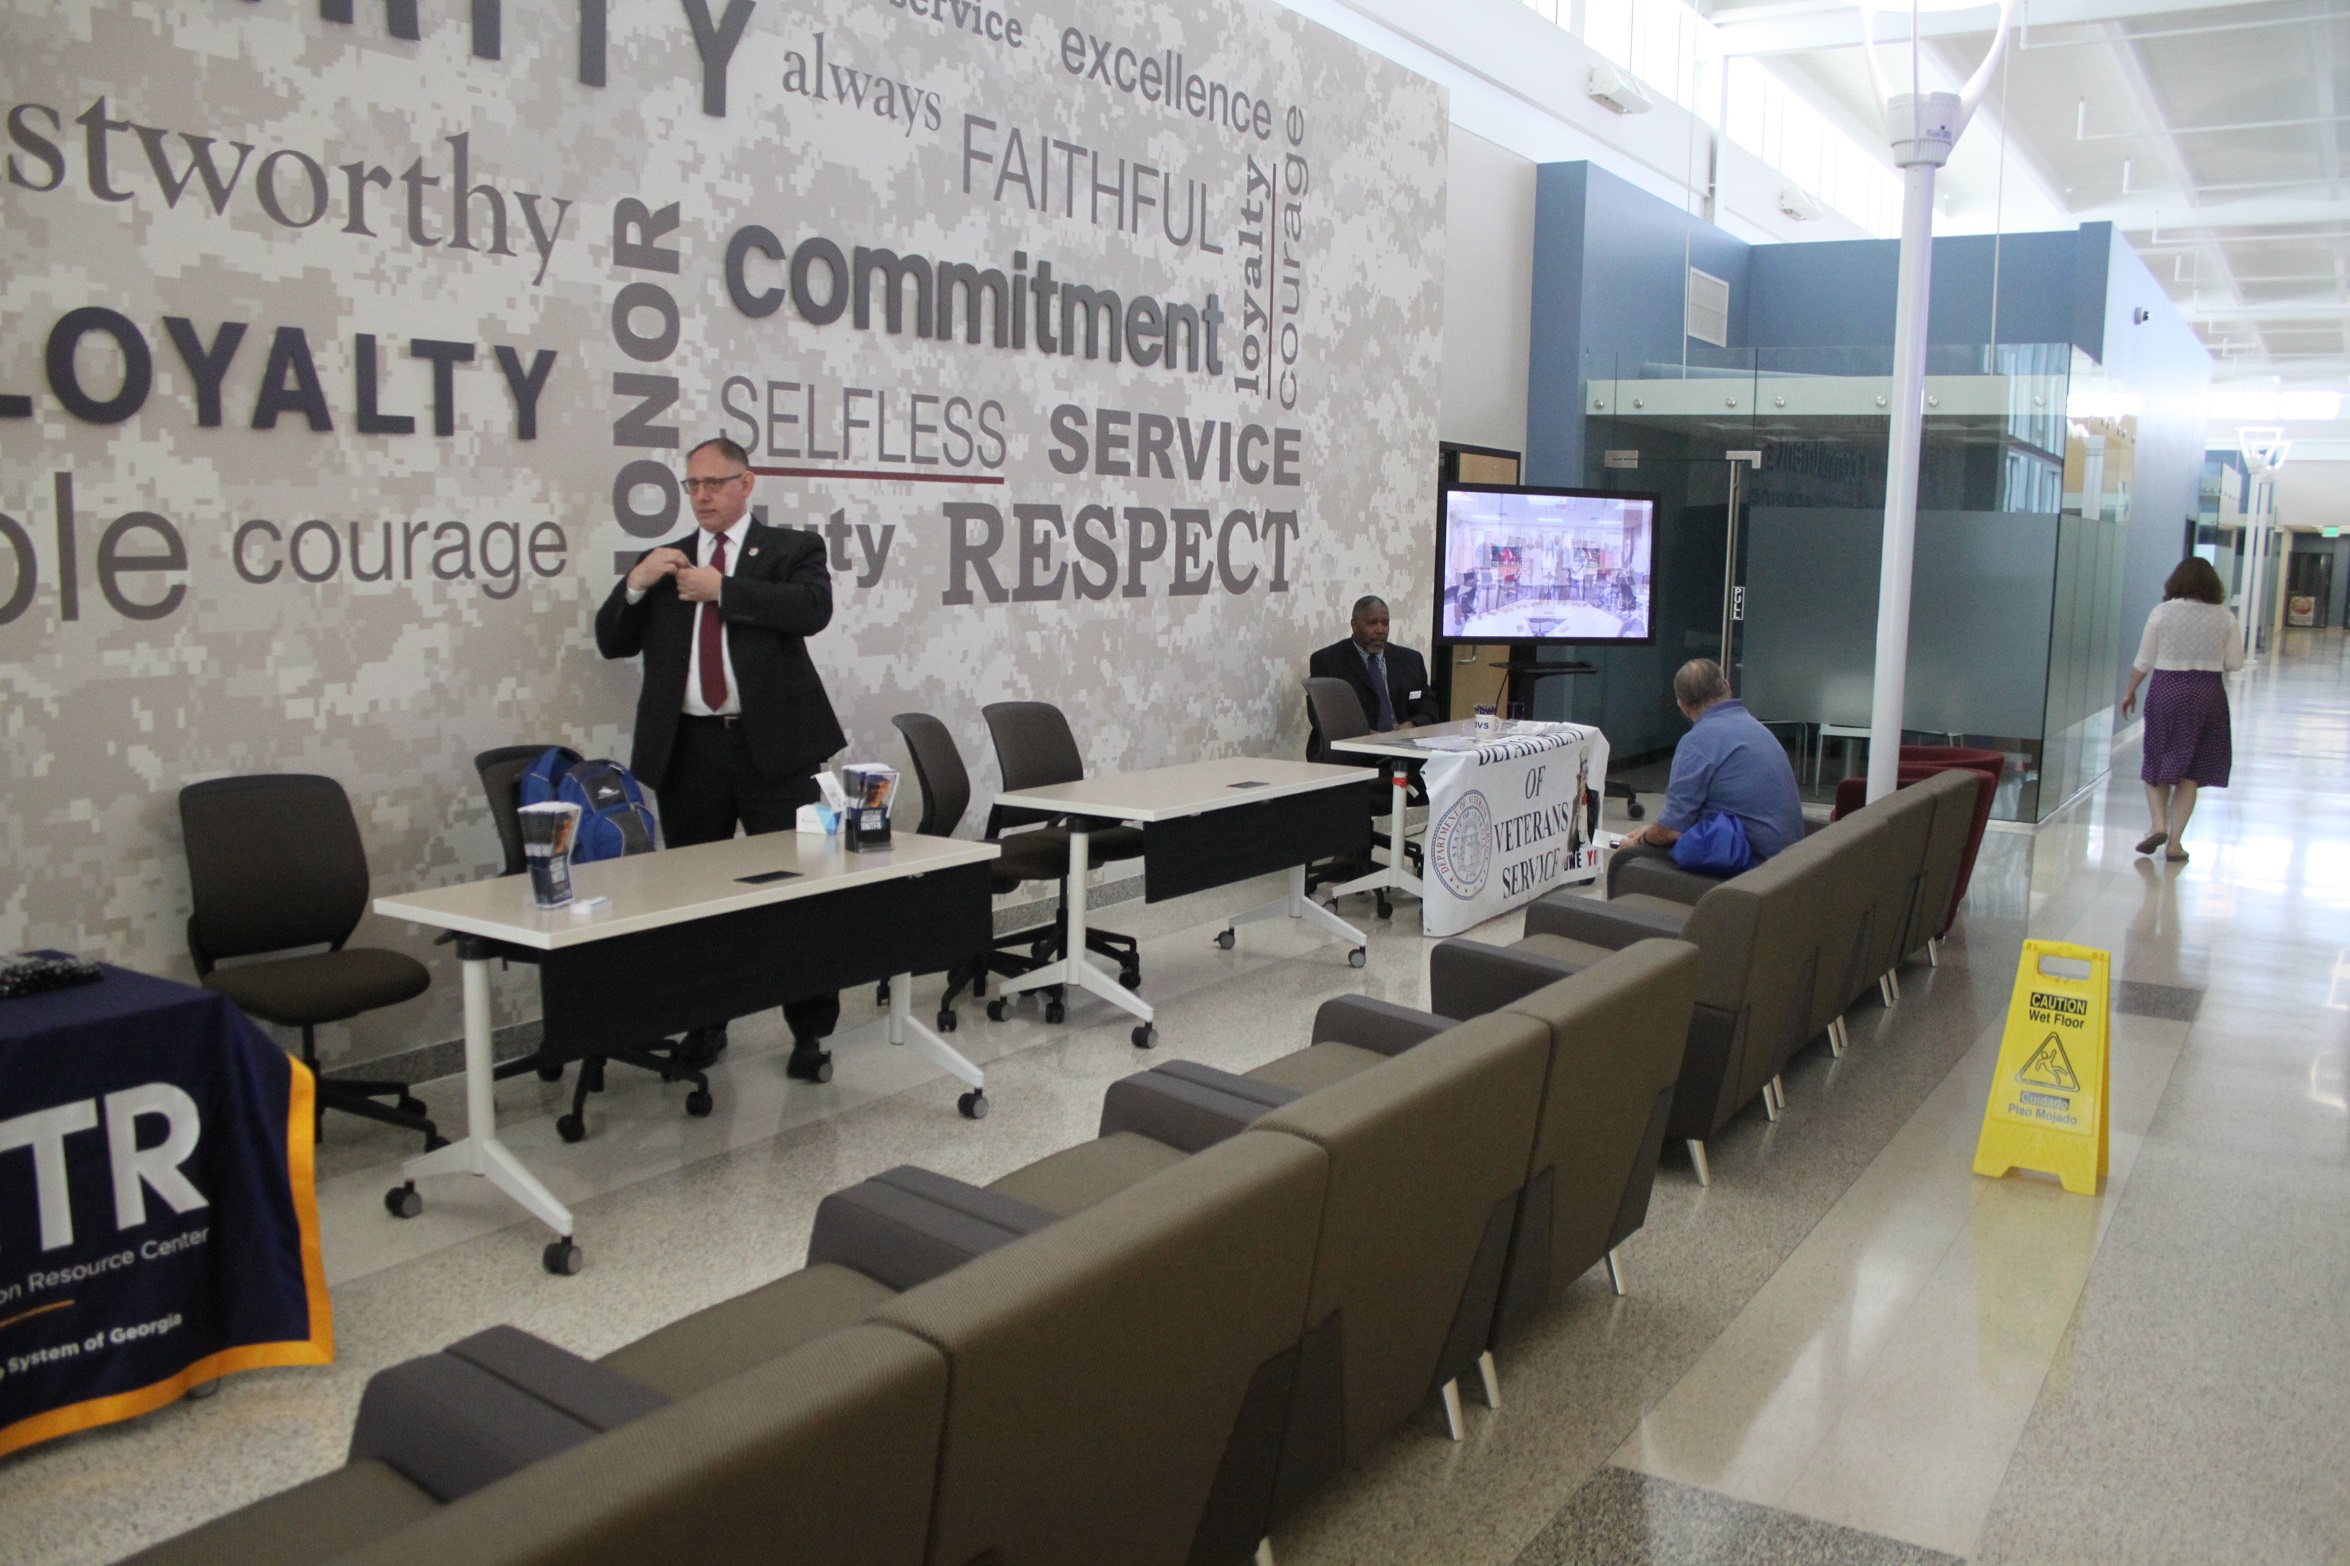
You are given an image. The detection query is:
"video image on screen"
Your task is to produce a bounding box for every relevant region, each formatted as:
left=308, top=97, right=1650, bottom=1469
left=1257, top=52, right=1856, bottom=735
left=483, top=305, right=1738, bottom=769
left=1439, top=489, right=1655, bottom=643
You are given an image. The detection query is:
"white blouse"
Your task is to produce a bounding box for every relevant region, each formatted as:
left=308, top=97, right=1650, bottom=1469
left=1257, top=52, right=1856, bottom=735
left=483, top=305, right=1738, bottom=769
left=2133, top=599, right=2244, bottom=674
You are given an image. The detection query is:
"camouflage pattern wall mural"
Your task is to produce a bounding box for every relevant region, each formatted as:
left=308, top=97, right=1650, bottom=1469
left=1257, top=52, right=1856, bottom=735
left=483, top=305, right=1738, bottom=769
left=0, top=0, right=1447, bottom=1062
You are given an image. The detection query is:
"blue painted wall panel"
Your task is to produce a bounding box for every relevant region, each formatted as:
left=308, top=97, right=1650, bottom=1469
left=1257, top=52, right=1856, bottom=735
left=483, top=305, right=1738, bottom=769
left=2094, top=234, right=2213, bottom=697
left=1742, top=229, right=2088, bottom=350
left=1519, top=161, right=2211, bottom=767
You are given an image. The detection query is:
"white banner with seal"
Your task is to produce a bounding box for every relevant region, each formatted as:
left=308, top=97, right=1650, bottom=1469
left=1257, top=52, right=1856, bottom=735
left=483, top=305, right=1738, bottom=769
left=1417, top=726, right=1610, bottom=937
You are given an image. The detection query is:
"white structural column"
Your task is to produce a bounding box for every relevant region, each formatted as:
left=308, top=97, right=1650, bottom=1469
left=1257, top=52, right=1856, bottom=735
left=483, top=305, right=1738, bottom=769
left=2236, top=431, right=2290, bottom=667
left=1861, top=0, right=2016, bottom=803
left=1866, top=153, right=1940, bottom=803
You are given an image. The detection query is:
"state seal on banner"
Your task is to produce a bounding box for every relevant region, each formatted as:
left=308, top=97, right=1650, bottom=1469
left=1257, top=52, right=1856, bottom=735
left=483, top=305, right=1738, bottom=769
left=1429, top=788, right=1492, bottom=898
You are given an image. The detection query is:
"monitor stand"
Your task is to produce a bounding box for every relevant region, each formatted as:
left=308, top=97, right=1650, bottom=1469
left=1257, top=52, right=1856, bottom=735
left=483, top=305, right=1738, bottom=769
left=1487, top=644, right=1645, bottom=820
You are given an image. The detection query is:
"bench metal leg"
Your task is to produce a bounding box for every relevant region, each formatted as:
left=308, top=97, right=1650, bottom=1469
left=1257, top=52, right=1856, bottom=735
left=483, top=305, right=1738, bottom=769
left=1687, top=1139, right=1712, bottom=1186
left=1605, top=1247, right=1627, bottom=1296
left=1440, top=1377, right=1466, bottom=1441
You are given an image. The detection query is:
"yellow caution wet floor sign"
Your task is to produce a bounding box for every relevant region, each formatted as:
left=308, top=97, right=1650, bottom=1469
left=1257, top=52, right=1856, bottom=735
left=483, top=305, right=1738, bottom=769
left=1973, top=939, right=2110, bottom=1195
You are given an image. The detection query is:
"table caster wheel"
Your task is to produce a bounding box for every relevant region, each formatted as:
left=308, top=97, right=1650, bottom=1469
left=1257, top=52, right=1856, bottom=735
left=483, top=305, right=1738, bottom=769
left=1627, top=799, right=1646, bottom=819
left=1375, top=892, right=1393, bottom=921
left=543, top=1238, right=583, bottom=1276
left=938, top=1008, right=958, bottom=1033
left=986, top=997, right=1009, bottom=1022
left=1044, top=999, right=1066, bottom=1024
left=1215, top=929, right=1235, bottom=950
left=685, top=1089, right=713, bottom=1117
left=1348, top=947, right=1368, bottom=969
left=1132, top=1024, right=1157, bottom=1049
left=875, top=980, right=891, bottom=1007
left=958, top=1090, right=989, bottom=1120
left=384, top=1181, right=422, bottom=1219
left=556, top=1113, right=586, bottom=1144
left=1120, top=967, right=1141, bottom=991
left=537, top=1060, right=564, bottom=1082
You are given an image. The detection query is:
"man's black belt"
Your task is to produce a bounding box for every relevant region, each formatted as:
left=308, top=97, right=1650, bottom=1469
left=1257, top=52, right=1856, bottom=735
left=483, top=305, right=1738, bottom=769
left=681, top=713, right=743, bottom=727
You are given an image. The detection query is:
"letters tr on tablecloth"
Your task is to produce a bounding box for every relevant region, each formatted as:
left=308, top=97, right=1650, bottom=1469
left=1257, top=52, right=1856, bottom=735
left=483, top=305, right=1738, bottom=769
left=0, top=961, right=330, bottom=1457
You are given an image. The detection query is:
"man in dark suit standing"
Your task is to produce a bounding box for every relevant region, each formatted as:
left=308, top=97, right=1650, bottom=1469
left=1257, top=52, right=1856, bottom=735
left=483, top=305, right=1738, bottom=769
left=1308, top=596, right=1441, bottom=732
left=595, top=436, right=848, bottom=1081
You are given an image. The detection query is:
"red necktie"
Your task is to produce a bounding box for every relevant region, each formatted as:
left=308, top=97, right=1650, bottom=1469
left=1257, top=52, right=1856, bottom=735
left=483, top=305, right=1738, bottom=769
left=698, top=532, right=728, bottom=710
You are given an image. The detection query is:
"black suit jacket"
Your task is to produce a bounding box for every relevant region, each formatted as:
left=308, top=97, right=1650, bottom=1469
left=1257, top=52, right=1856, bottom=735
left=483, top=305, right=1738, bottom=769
left=595, top=523, right=847, bottom=790
left=1308, top=638, right=1442, bottom=730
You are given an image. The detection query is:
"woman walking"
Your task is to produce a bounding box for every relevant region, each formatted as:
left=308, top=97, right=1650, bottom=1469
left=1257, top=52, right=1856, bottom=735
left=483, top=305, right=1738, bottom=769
left=2121, top=557, right=2242, bottom=864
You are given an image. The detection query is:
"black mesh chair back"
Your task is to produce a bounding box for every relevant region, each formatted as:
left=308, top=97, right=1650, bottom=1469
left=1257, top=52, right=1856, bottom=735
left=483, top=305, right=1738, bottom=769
left=180, top=775, right=372, bottom=969
left=982, top=701, right=1089, bottom=833
left=178, top=773, right=440, bottom=1147
left=891, top=714, right=971, bottom=837
left=474, top=745, right=573, bottom=877
left=1304, top=676, right=1372, bottom=764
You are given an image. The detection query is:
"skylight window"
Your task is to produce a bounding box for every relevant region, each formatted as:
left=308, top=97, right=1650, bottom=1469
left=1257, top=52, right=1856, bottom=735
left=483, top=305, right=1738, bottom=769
left=1522, top=0, right=1901, bottom=237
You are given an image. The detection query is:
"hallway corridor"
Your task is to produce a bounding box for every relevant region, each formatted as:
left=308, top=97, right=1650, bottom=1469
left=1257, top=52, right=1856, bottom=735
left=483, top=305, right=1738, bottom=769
left=1279, top=628, right=2350, bottom=1565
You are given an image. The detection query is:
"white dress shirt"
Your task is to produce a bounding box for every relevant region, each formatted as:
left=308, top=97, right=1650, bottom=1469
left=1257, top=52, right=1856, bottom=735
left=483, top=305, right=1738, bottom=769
left=626, top=518, right=748, bottom=716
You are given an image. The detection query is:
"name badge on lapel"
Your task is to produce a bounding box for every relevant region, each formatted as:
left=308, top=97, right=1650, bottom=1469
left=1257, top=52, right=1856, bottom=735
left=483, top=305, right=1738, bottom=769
left=1408, top=689, right=1424, bottom=700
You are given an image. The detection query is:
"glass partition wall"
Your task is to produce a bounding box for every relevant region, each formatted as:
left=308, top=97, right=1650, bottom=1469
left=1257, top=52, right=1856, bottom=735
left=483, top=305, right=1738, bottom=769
left=1578, top=345, right=2127, bottom=823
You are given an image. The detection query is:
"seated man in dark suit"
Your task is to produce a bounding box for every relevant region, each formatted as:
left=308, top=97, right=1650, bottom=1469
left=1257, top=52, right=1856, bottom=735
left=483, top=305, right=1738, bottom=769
left=1308, top=596, right=1441, bottom=732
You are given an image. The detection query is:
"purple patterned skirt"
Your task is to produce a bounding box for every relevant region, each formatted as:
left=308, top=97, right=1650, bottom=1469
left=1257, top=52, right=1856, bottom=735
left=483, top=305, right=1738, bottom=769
left=2141, top=669, right=2231, bottom=787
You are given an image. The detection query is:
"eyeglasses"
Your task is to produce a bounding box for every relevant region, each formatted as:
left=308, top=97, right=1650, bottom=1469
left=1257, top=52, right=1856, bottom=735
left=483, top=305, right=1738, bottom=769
left=682, top=472, right=749, bottom=495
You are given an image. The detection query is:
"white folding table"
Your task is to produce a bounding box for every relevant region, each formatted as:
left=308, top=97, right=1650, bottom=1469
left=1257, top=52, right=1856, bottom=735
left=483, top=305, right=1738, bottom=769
left=991, top=757, right=1380, bottom=1047
left=374, top=830, right=998, bottom=1273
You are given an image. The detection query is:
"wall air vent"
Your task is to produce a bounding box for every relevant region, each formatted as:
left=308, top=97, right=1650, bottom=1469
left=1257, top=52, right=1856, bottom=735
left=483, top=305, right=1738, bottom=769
left=1686, top=267, right=1730, bottom=348
left=1588, top=62, right=1653, bottom=115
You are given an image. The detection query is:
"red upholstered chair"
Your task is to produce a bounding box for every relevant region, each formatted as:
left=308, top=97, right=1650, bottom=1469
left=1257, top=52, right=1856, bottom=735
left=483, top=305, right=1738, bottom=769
left=1833, top=747, right=2002, bottom=938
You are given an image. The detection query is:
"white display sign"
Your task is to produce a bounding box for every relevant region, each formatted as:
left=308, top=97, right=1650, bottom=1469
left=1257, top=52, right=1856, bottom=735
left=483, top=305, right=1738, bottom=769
left=1418, top=726, right=1608, bottom=937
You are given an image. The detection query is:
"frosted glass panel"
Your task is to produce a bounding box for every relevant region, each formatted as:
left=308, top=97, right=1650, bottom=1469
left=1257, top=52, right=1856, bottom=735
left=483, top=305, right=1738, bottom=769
left=1740, top=508, right=2059, bottom=742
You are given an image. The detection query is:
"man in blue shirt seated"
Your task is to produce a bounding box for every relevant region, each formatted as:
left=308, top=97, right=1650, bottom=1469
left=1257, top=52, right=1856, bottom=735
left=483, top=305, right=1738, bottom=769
left=1614, top=659, right=1804, bottom=877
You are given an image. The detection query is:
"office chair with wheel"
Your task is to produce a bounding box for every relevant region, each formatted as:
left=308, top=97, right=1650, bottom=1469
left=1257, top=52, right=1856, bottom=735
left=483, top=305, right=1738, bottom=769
left=980, top=701, right=1145, bottom=1022
left=891, top=713, right=1082, bottom=1032
left=1302, top=676, right=1423, bottom=915
left=178, top=774, right=441, bottom=1150
left=472, top=746, right=712, bottom=1142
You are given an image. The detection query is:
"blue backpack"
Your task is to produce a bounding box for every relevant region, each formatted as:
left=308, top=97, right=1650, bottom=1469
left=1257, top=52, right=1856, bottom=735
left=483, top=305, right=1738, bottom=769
left=1671, top=811, right=1758, bottom=877
left=519, top=747, right=658, bottom=862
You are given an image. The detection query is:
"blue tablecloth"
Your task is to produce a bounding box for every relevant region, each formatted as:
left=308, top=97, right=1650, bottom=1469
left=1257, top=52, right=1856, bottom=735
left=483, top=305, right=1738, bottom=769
left=0, top=961, right=330, bottom=1457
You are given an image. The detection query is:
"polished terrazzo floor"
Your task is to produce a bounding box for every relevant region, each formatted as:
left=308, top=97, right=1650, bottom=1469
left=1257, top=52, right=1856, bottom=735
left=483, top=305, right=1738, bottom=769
left=3, top=632, right=2344, bottom=1565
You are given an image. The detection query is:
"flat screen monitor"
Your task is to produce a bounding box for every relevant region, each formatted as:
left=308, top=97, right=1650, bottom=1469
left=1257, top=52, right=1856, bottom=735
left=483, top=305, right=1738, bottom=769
left=1436, top=484, right=1658, bottom=645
